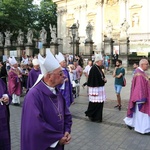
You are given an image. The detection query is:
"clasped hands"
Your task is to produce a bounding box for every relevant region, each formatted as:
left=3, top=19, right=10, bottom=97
left=0, top=95, right=9, bottom=105
left=18, top=74, right=22, bottom=78
left=59, top=132, right=71, bottom=145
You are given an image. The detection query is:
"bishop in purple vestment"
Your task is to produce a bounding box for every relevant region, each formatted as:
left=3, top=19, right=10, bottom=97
left=27, top=68, right=41, bottom=89
left=27, top=58, right=41, bottom=89
left=56, top=52, right=74, bottom=107
left=8, top=67, right=22, bottom=96
left=21, top=50, right=72, bottom=150
left=8, top=57, right=22, bottom=105
left=0, top=79, right=12, bottom=150
left=57, top=68, right=74, bottom=107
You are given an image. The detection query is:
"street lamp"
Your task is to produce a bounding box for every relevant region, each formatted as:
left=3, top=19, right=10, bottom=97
left=70, top=23, right=78, bottom=61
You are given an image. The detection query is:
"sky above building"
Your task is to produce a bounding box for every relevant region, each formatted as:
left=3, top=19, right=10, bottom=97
left=32, top=0, right=41, bottom=6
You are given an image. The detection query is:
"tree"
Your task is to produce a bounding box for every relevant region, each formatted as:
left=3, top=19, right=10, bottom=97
left=36, top=0, right=57, bottom=42
left=0, top=0, right=57, bottom=44
left=0, top=0, right=39, bottom=42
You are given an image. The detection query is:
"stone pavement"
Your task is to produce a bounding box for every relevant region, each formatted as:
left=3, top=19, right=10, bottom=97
left=10, top=74, right=150, bottom=150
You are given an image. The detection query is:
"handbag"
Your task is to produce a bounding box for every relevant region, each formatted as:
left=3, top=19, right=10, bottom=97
left=122, top=77, right=126, bottom=87
left=72, top=80, right=80, bottom=87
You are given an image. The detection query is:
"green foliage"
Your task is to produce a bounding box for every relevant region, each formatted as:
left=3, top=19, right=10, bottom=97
left=0, top=0, right=57, bottom=42
left=36, top=0, right=57, bottom=42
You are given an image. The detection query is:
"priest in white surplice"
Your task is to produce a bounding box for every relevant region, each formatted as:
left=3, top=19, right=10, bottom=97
left=124, top=59, right=150, bottom=134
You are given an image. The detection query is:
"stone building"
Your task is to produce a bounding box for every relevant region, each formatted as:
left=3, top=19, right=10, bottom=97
left=53, top=0, right=150, bottom=60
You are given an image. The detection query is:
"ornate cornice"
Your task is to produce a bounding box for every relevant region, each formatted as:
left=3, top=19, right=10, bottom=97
left=95, top=0, right=104, bottom=6
left=57, top=8, right=67, bottom=14
left=121, top=0, right=127, bottom=3
left=104, top=0, right=119, bottom=6
left=74, top=4, right=87, bottom=11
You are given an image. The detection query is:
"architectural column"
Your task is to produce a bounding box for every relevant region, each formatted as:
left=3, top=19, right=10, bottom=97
left=4, top=47, right=10, bottom=57
left=16, top=46, right=24, bottom=62
left=119, top=0, right=127, bottom=22
left=74, top=6, right=80, bottom=22
left=119, top=38, right=130, bottom=71
left=78, top=4, right=87, bottom=54
left=78, top=4, right=87, bottom=37
left=146, top=0, right=150, bottom=33
left=57, top=9, right=61, bottom=39
left=95, top=0, right=103, bottom=51
left=61, top=9, right=67, bottom=54
left=57, top=8, right=67, bottom=53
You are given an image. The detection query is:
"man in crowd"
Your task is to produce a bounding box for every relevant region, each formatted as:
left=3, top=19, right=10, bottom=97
left=8, top=56, right=22, bottom=105
left=85, top=53, right=107, bottom=123
left=82, top=60, right=93, bottom=88
left=21, top=49, right=72, bottom=150
left=27, top=58, right=41, bottom=89
left=55, top=52, right=74, bottom=107
left=112, top=50, right=118, bottom=66
left=113, top=59, right=125, bottom=110
left=124, top=59, right=150, bottom=134
left=132, top=62, right=139, bottom=75
left=0, top=78, right=12, bottom=150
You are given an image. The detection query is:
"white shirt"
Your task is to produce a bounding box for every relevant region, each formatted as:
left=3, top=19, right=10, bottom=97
left=83, top=65, right=92, bottom=75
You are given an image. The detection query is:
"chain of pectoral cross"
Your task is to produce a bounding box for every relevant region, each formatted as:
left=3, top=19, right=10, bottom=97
left=49, top=97, right=62, bottom=120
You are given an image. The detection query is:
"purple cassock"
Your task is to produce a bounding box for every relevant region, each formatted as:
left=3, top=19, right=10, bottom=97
left=0, top=79, right=12, bottom=150
left=27, top=68, right=41, bottom=89
left=57, top=68, right=74, bottom=107
left=8, top=68, right=22, bottom=96
left=21, top=81, right=72, bottom=150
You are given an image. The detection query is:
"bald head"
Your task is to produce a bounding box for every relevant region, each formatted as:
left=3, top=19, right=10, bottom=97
left=139, top=59, right=149, bottom=71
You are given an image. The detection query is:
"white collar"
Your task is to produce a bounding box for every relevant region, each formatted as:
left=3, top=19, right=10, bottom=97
left=41, top=81, right=56, bottom=94
left=138, top=67, right=144, bottom=72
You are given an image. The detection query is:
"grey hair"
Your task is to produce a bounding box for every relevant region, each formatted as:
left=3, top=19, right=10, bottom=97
left=43, top=71, right=53, bottom=77
left=139, top=59, right=148, bottom=66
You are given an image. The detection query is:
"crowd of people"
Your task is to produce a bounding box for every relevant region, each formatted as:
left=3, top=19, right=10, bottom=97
left=0, top=50, right=150, bottom=149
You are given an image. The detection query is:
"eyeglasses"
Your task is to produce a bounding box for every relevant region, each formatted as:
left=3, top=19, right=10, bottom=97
left=52, top=71, right=64, bottom=76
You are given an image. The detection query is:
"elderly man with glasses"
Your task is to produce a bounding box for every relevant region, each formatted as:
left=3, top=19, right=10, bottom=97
left=21, top=50, right=72, bottom=150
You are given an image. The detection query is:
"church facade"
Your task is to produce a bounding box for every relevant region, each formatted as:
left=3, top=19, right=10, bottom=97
left=53, top=0, right=150, bottom=57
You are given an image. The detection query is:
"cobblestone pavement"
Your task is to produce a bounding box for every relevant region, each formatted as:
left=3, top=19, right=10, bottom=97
left=10, top=74, right=150, bottom=150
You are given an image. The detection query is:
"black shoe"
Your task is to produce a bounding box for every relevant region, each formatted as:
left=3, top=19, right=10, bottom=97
left=144, top=132, right=150, bottom=135
left=95, top=120, right=102, bottom=123
left=118, top=105, right=121, bottom=111
left=88, top=117, right=93, bottom=121
left=13, top=103, right=20, bottom=106
left=114, top=105, right=119, bottom=108
left=127, top=125, right=133, bottom=130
